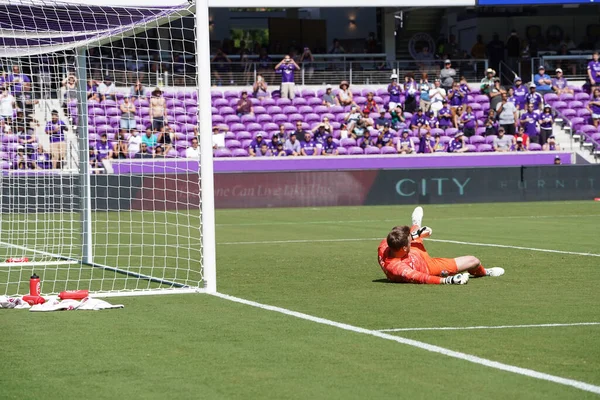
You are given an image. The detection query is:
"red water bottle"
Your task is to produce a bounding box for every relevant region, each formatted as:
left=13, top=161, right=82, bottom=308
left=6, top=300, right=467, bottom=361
left=29, top=273, right=41, bottom=296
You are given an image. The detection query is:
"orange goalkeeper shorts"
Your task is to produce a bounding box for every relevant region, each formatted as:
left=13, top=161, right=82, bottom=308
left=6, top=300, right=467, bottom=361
left=410, top=241, right=458, bottom=277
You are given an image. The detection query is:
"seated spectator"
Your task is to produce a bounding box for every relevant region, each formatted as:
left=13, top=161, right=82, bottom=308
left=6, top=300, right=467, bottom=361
left=448, top=132, right=468, bottom=153
left=373, top=123, right=393, bottom=148
left=587, top=88, right=600, bottom=128
left=525, top=83, right=543, bottom=111
left=45, top=109, right=67, bottom=169
left=410, top=108, right=427, bottom=131
left=426, top=110, right=439, bottom=130
left=300, top=132, right=318, bottom=156
left=96, top=133, right=113, bottom=161
left=521, top=103, right=540, bottom=144
left=419, top=130, right=435, bottom=153
left=248, top=132, right=266, bottom=157
left=533, top=66, right=552, bottom=95
left=293, top=120, right=309, bottom=142
left=320, top=117, right=333, bottom=134
left=312, top=123, right=328, bottom=145
left=120, top=96, right=137, bottom=131
left=357, top=130, right=373, bottom=149
left=513, top=77, right=527, bottom=113
left=588, top=52, right=600, bottom=90
left=142, top=128, right=158, bottom=148
left=513, top=126, right=530, bottom=148
left=351, top=118, right=369, bottom=140
left=15, top=147, right=27, bottom=169
left=322, top=135, right=339, bottom=156
left=363, top=92, right=379, bottom=115
left=484, top=109, right=498, bottom=136
left=17, top=126, right=35, bottom=153
left=128, top=128, right=142, bottom=157
left=387, top=73, right=402, bottom=110
left=403, top=73, right=418, bottom=113
left=448, top=82, right=463, bottom=109
left=344, top=106, right=362, bottom=134
left=539, top=105, right=554, bottom=146
left=429, top=79, right=447, bottom=116
left=97, top=76, right=116, bottom=101
left=497, top=93, right=518, bottom=136
left=113, top=130, right=128, bottom=159
left=154, top=145, right=166, bottom=158
left=236, top=90, right=254, bottom=116
left=552, top=69, right=573, bottom=95
left=397, top=129, right=415, bottom=154
left=512, top=136, right=527, bottom=152
left=375, top=110, right=390, bottom=130
left=252, top=74, right=269, bottom=98
left=134, top=143, right=154, bottom=159
left=257, top=142, right=272, bottom=157
left=543, top=135, right=560, bottom=151
left=432, top=134, right=446, bottom=152
left=212, top=126, right=225, bottom=149
left=322, top=84, right=339, bottom=107
left=130, top=79, right=145, bottom=98
left=337, top=81, right=354, bottom=107
left=390, top=104, right=405, bottom=129
left=493, top=128, right=512, bottom=152
left=480, top=68, right=496, bottom=97
left=272, top=141, right=286, bottom=157
left=87, top=79, right=99, bottom=101
left=89, top=146, right=99, bottom=171
left=460, top=105, right=477, bottom=137
left=0, top=88, right=15, bottom=122
left=284, top=132, right=301, bottom=156
left=437, top=100, right=453, bottom=131
left=453, top=105, right=464, bottom=130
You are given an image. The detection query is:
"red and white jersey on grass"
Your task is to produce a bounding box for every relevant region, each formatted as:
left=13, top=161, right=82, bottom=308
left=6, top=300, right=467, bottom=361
left=377, top=239, right=443, bottom=285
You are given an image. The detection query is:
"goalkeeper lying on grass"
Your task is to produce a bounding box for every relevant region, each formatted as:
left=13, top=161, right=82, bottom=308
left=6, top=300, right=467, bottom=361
left=377, top=207, right=504, bottom=285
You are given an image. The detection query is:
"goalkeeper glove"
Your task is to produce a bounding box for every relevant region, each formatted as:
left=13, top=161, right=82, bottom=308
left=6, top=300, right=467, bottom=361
left=411, top=226, right=432, bottom=240
left=443, top=273, right=469, bottom=285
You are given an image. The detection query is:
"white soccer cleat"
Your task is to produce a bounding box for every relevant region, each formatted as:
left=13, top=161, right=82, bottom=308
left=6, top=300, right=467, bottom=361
left=411, top=206, right=423, bottom=228
left=486, top=267, right=505, bottom=277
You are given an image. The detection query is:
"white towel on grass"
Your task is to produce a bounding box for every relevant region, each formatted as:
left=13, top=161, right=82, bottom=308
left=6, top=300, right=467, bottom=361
left=29, top=297, right=124, bottom=312
left=0, top=295, right=31, bottom=309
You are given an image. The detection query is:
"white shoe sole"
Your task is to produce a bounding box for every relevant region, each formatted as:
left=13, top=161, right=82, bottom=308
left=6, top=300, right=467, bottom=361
left=486, top=267, right=505, bottom=277
left=412, top=206, right=423, bottom=227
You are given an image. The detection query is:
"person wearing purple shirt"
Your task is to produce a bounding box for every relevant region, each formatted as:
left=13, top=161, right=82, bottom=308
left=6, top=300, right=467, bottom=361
left=426, top=111, right=438, bottom=130
left=587, top=52, right=600, bottom=89
left=30, top=146, right=51, bottom=169
left=272, top=141, right=286, bottom=156
left=322, top=135, right=339, bottom=156
left=587, top=88, right=600, bottom=128
left=551, top=69, right=573, bottom=95
left=538, top=105, right=554, bottom=146
left=274, top=55, right=300, bottom=100
left=543, top=135, right=561, bottom=151
left=512, top=77, right=527, bottom=112
left=248, top=132, right=266, bottom=157
left=419, top=131, right=435, bottom=154
left=520, top=104, right=540, bottom=143
left=460, top=106, right=477, bottom=137
left=525, top=84, right=543, bottom=111
left=396, top=130, right=415, bottom=154
left=96, top=134, right=113, bottom=161
left=88, top=146, right=100, bottom=171
left=447, top=83, right=463, bottom=107
left=387, top=74, right=402, bottom=109
left=256, top=142, right=272, bottom=157
left=357, top=130, right=374, bottom=149
left=448, top=132, right=468, bottom=153
left=410, top=109, right=427, bottom=130
left=458, top=77, right=471, bottom=105
left=44, top=110, right=67, bottom=169
left=300, top=132, right=318, bottom=156
left=507, top=87, right=517, bottom=107
left=437, top=101, right=453, bottom=130
left=373, top=123, right=393, bottom=148
left=7, top=65, right=31, bottom=95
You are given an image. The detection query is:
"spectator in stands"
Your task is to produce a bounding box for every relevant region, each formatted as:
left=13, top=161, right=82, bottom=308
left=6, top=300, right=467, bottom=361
left=419, top=130, right=435, bottom=154
left=157, top=125, right=175, bottom=155
left=375, top=110, right=389, bottom=130
left=438, top=100, right=453, bottom=131
left=514, top=125, right=530, bottom=148
left=419, top=73, right=432, bottom=112
left=453, top=105, right=464, bottom=130
left=212, top=126, right=226, bottom=149
left=275, top=124, right=288, bottom=140
left=184, top=137, right=200, bottom=159
left=142, top=128, right=158, bottom=149
left=128, top=128, right=142, bottom=158
left=88, top=146, right=99, bottom=171
left=96, top=133, right=113, bottom=162
left=489, top=79, right=505, bottom=111
left=87, top=79, right=99, bottom=101
left=329, top=39, right=346, bottom=54
left=480, top=68, right=495, bottom=96
left=248, top=132, right=266, bottom=157
left=150, top=88, right=167, bottom=132
left=512, top=136, right=527, bottom=152
left=493, top=128, right=512, bottom=152
left=30, top=145, right=51, bottom=170
left=525, top=83, right=544, bottom=111
left=416, top=46, right=434, bottom=72
left=588, top=88, right=600, bottom=128
left=471, top=35, right=486, bottom=59
left=322, top=135, right=339, bottom=156
left=373, top=123, right=393, bottom=149
left=387, top=73, right=402, bottom=110
left=284, top=132, right=301, bottom=156
left=130, top=80, right=145, bottom=98
left=521, top=103, right=540, bottom=144
left=272, top=141, right=286, bottom=157
left=113, top=130, right=128, bottom=159
left=448, top=82, right=463, bottom=110
left=337, top=81, right=354, bottom=107
left=428, top=79, right=446, bottom=116
left=506, top=30, right=521, bottom=72
left=484, top=109, right=498, bottom=136
left=533, top=66, right=553, bottom=96
left=512, top=77, right=527, bottom=113
left=256, top=142, right=272, bottom=157
left=426, top=110, right=439, bottom=130
left=433, top=134, right=446, bottom=152
left=252, top=74, right=269, bottom=99
left=397, top=129, right=415, bottom=154
left=275, top=55, right=300, bottom=100
left=211, top=49, right=233, bottom=86
left=315, top=118, right=332, bottom=138
left=135, top=143, right=153, bottom=159
left=300, top=132, right=318, bottom=156
left=403, top=73, right=418, bottom=113
left=17, top=124, right=35, bottom=153
left=410, top=108, right=427, bottom=131
left=539, top=105, right=554, bottom=146
left=363, top=92, right=379, bottom=115
left=507, top=87, right=517, bottom=108
left=458, top=76, right=470, bottom=106
left=293, top=120, right=309, bottom=142
left=154, top=145, right=165, bottom=158
left=300, top=47, right=315, bottom=79
left=7, top=65, right=31, bottom=96
left=440, top=60, right=456, bottom=92
left=587, top=52, right=600, bottom=90
left=61, top=75, right=77, bottom=121
left=390, top=104, right=405, bottom=129
left=543, top=135, right=560, bottom=151
left=45, top=110, right=67, bottom=169
left=120, top=95, right=137, bottom=131
left=553, top=155, right=562, bottom=165
left=236, top=90, right=254, bottom=116
left=448, top=132, right=468, bottom=153
left=352, top=119, right=369, bottom=140
left=15, top=147, right=27, bottom=169
left=344, top=106, right=362, bottom=136
left=97, top=76, right=116, bottom=101
left=0, top=88, right=15, bottom=122
left=460, top=105, right=477, bottom=137
left=497, top=92, right=518, bottom=136
left=322, top=84, right=339, bottom=107
left=487, top=33, right=505, bottom=72
left=551, top=69, right=573, bottom=95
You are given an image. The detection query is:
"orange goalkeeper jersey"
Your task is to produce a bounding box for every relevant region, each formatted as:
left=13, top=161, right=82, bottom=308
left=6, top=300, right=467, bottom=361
left=377, top=239, right=443, bottom=284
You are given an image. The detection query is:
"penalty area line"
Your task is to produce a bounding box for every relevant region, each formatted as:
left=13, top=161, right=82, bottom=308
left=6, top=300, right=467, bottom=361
left=377, top=322, right=600, bottom=332
left=213, top=292, right=600, bottom=395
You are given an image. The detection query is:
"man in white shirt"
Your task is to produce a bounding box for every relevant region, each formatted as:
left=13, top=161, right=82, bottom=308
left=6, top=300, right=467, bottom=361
left=97, top=76, right=116, bottom=101
left=212, top=126, right=225, bottom=149
left=186, top=138, right=200, bottom=159
left=428, top=79, right=447, bottom=116
left=0, top=89, right=15, bottom=121
left=128, top=129, right=142, bottom=157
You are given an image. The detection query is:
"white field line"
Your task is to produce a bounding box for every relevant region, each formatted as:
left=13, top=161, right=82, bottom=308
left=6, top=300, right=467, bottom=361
left=216, top=237, right=600, bottom=258
left=377, top=322, right=600, bottom=332
left=213, top=292, right=600, bottom=395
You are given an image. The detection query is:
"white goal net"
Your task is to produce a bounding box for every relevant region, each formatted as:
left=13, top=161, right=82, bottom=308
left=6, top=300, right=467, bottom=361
left=0, top=0, right=214, bottom=297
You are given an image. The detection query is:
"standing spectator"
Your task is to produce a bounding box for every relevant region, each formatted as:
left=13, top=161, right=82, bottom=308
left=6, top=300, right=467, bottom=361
left=322, top=135, right=339, bottom=156
left=506, top=30, right=521, bottom=72
left=419, top=73, right=432, bottom=112
left=480, top=68, right=496, bottom=96
left=274, top=55, right=300, bottom=100
left=142, top=128, right=158, bottom=148
left=470, top=35, right=487, bottom=59
left=416, top=46, right=434, bottom=72
left=493, top=128, right=512, bottom=152
left=45, top=110, right=67, bottom=169
left=390, top=104, right=405, bottom=129
left=460, top=105, right=478, bottom=137
left=248, top=132, right=266, bottom=157
left=521, top=103, right=540, bottom=144
left=96, top=133, right=113, bottom=162
left=410, top=108, right=427, bottom=131
left=458, top=76, right=471, bottom=106
left=252, top=74, right=269, bottom=99
left=7, top=65, right=31, bottom=97
left=552, top=69, right=573, bottom=95
left=130, top=79, right=145, bottom=98
left=543, top=135, right=561, bottom=151
left=419, top=130, right=435, bottom=154
left=448, top=82, right=463, bottom=109
left=322, top=84, right=338, bottom=107
left=0, top=88, right=15, bottom=122
left=157, top=125, right=174, bottom=154
left=428, top=79, right=446, bottom=116
left=403, top=73, right=418, bottom=113
left=150, top=88, right=166, bottom=132
left=512, top=77, right=527, bottom=113
left=534, top=66, right=552, bottom=95
left=211, top=49, right=233, bottom=86
left=299, top=47, right=315, bottom=79
left=328, top=39, right=346, bottom=54
left=363, top=92, right=379, bottom=115
left=284, top=132, right=301, bottom=156
left=113, top=130, right=128, bottom=159
left=61, top=75, right=77, bottom=120
left=489, top=79, right=505, bottom=112
left=507, top=87, right=517, bottom=107
left=525, top=83, right=544, bottom=111
left=120, top=95, right=137, bottom=131
left=438, top=100, right=453, bottom=131
left=396, top=130, right=415, bottom=154
left=256, top=48, right=272, bottom=82
left=440, top=60, right=456, bottom=92
left=236, top=90, right=254, bottom=116
left=97, top=76, right=116, bottom=101
left=448, top=132, right=468, bottom=153
left=185, top=138, right=200, bottom=159
left=587, top=88, right=600, bottom=128
left=587, top=52, right=600, bottom=90
left=127, top=128, right=142, bottom=157
left=496, top=92, right=518, bottom=136
left=487, top=33, right=505, bottom=72
left=300, top=132, right=318, bottom=156
left=538, top=105, right=554, bottom=146
left=387, top=73, right=402, bottom=110
left=337, top=81, right=354, bottom=107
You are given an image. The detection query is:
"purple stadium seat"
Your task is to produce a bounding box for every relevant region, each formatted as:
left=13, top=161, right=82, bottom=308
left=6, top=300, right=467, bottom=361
left=272, top=114, right=288, bottom=124
left=465, top=144, right=477, bottom=152
left=330, top=105, right=344, bottom=114
left=335, top=146, right=347, bottom=155
left=239, top=139, right=251, bottom=149
left=365, top=146, right=381, bottom=155
left=223, top=131, right=235, bottom=140
left=591, top=133, right=600, bottom=141
left=580, top=125, right=597, bottom=135
left=544, top=93, right=559, bottom=103
left=276, top=98, right=292, bottom=107
left=474, top=95, right=489, bottom=104
left=257, top=114, right=273, bottom=123
left=475, top=127, right=486, bottom=136
left=211, top=107, right=219, bottom=115
left=232, top=148, right=249, bottom=157
left=267, top=106, right=282, bottom=115
left=529, top=143, right=542, bottom=151
left=380, top=146, right=396, bottom=155
left=261, top=98, right=276, bottom=107
left=429, top=128, right=443, bottom=136
left=312, top=105, right=327, bottom=115
left=298, top=106, right=313, bottom=115
left=262, top=122, right=278, bottom=132
left=219, top=107, right=235, bottom=116
left=229, top=123, right=245, bottom=132
left=559, top=93, right=574, bottom=102
left=301, top=89, right=316, bottom=98
left=340, top=138, right=356, bottom=148
left=108, top=116, right=120, bottom=127
left=166, top=99, right=183, bottom=108
left=282, top=106, right=298, bottom=115
left=224, top=115, right=240, bottom=125
left=469, top=135, right=485, bottom=145
left=439, top=136, right=451, bottom=145
left=412, top=128, right=427, bottom=137
left=562, top=109, right=576, bottom=118
left=246, top=123, right=262, bottom=132
left=354, top=96, right=366, bottom=106
left=307, top=98, right=322, bottom=106
left=304, top=114, right=320, bottom=123
left=576, top=109, right=591, bottom=118
left=568, top=101, right=584, bottom=109
left=214, top=148, right=232, bottom=157
left=224, top=90, right=239, bottom=99
left=553, top=101, right=567, bottom=110
left=89, top=107, right=105, bottom=116
left=211, top=91, right=223, bottom=99
left=347, top=146, right=364, bottom=155
left=477, top=144, right=493, bottom=152
left=485, top=135, right=497, bottom=144
left=92, top=115, right=108, bottom=125
left=225, top=139, right=242, bottom=149
left=211, top=115, right=224, bottom=124
left=292, top=98, right=307, bottom=106
left=236, top=131, right=252, bottom=141
left=228, top=98, right=240, bottom=108
left=468, top=103, right=482, bottom=111
left=288, top=113, right=304, bottom=122
left=254, top=106, right=267, bottom=115
left=445, top=128, right=459, bottom=137
left=575, top=93, right=590, bottom=101
left=240, top=114, right=256, bottom=123
left=250, top=98, right=260, bottom=106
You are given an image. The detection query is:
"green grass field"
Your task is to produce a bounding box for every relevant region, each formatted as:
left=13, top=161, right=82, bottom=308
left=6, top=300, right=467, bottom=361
left=2, top=201, right=600, bottom=399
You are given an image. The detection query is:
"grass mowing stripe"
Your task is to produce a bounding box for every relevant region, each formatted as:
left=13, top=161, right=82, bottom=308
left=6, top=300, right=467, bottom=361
left=377, top=322, right=600, bottom=332
left=213, top=292, right=600, bottom=395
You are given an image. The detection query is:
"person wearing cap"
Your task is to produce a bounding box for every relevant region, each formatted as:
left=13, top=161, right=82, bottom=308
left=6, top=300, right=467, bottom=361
left=44, top=109, right=68, bottom=169
left=344, top=106, right=362, bottom=136
left=588, top=88, right=600, bottom=128
left=403, top=73, right=418, bottom=113
left=525, top=83, right=543, bottom=111
left=539, top=105, right=554, bottom=146
left=426, top=110, right=438, bottom=130
left=375, top=109, right=390, bottom=130
left=553, top=155, right=562, bottom=165
left=533, top=66, right=552, bottom=95
left=543, top=135, right=560, bottom=151
left=96, top=132, right=113, bottom=162
left=150, top=87, right=166, bottom=132
left=428, top=79, right=447, bottom=116
left=272, top=140, right=287, bottom=157
left=493, top=127, right=512, bottom=152
left=438, top=100, right=453, bottom=131
left=337, top=80, right=354, bottom=107
left=440, top=59, right=456, bottom=92
left=410, top=108, right=427, bottom=131
left=357, top=129, right=373, bottom=149
left=484, top=109, right=498, bottom=136
left=497, top=92, right=518, bottom=136
left=374, top=123, right=393, bottom=149
left=587, top=51, right=600, bottom=90
left=284, top=132, right=301, bottom=156
left=448, top=131, right=468, bottom=153
left=480, top=68, right=496, bottom=96
left=520, top=103, right=540, bottom=144
left=236, top=90, right=254, bottom=116
left=512, top=76, right=527, bottom=113
left=322, top=84, right=339, bottom=107
left=248, top=132, right=266, bottom=157
left=551, top=69, right=573, bottom=95
left=397, top=129, right=415, bottom=154
left=97, top=75, right=116, bottom=102
left=512, top=136, right=527, bottom=152
left=274, top=54, right=300, bottom=99
left=311, top=122, right=329, bottom=144
left=119, top=95, right=136, bottom=131
left=513, top=125, right=530, bottom=149
left=322, top=135, right=339, bottom=156
left=418, top=73, right=432, bottom=112
left=387, top=73, right=402, bottom=111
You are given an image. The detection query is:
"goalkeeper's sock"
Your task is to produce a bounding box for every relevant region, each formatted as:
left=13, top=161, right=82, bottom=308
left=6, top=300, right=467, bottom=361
left=469, top=264, right=487, bottom=277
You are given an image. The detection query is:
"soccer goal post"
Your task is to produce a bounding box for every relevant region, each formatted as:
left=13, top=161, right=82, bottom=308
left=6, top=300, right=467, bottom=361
left=0, top=0, right=216, bottom=297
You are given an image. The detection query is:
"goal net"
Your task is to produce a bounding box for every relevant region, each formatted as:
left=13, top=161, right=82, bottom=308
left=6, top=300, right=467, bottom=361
left=0, top=0, right=215, bottom=297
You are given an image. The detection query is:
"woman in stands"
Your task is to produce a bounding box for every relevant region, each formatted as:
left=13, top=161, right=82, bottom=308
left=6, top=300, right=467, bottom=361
left=432, top=134, right=446, bottom=152
left=157, top=125, right=175, bottom=155
left=419, top=73, right=432, bottom=112
left=539, top=105, right=554, bottom=145
left=387, top=73, right=402, bottom=110
left=453, top=105, right=464, bottom=130
left=458, top=76, right=471, bottom=106
left=113, top=130, right=129, bottom=159
left=588, top=88, right=600, bottom=128
left=252, top=74, right=269, bottom=98
left=460, top=105, right=477, bottom=137
left=130, top=80, right=145, bottom=98
left=390, top=104, right=405, bottom=130
left=337, top=81, right=354, bottom=107
left=448, top=82, right=464, bottom=111
left=61, top=74, right=77, bottom=122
